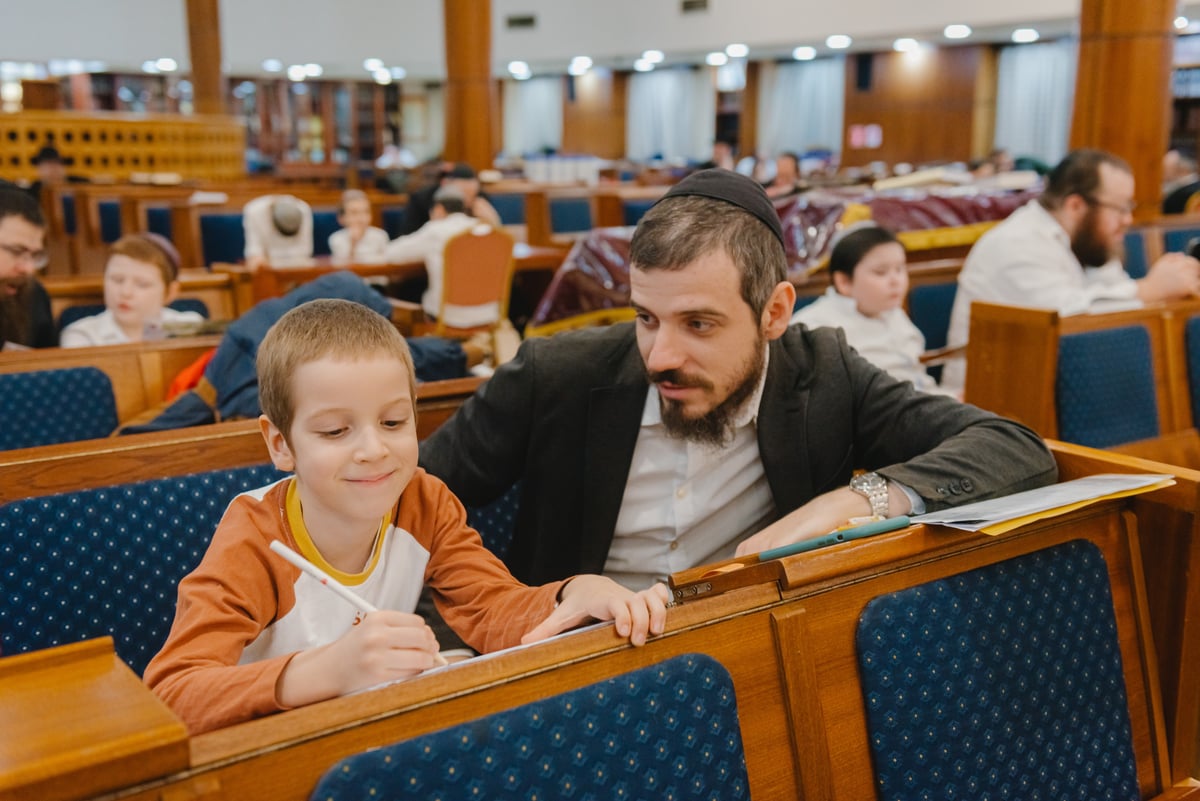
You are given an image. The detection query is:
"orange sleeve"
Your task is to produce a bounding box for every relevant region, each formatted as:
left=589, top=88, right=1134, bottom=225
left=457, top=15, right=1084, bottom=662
left=143, top=485, right=300, bottom=733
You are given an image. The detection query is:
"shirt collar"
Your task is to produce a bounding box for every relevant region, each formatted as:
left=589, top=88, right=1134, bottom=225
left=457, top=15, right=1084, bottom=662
left=641, top=343, right=771, bottom=429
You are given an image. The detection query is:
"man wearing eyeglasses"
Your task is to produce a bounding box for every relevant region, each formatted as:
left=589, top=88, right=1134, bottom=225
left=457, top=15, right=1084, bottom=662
left=0, top=187, right=55, bottom=350
left=942, top=148, right=1200, bottom=394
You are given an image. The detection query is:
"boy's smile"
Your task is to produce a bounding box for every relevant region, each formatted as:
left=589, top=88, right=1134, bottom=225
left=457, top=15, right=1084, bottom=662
left=262, top=354, right=418, bottom=563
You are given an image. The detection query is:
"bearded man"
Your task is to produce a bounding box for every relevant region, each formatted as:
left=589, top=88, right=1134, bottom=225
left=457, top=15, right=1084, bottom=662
left=0, top=187, right=55, bottom=349
left=420, top=170, right=1057, bottom=589
left=942, top=149, right=1200, bottom=394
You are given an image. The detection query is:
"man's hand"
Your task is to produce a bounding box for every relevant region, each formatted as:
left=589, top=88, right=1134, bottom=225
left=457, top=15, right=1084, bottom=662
left=276, top=611, right=441, bottom=707
left=1138, top=252, right=1200, bottom=303
left=735, top=483, right=912, bottom=556
left=521, top=577, right=670, bottom=647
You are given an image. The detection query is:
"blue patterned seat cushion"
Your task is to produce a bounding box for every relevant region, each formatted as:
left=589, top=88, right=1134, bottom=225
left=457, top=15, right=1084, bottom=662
left=0, top=367, right=119, bottom=450
left=1185, top=316, right=1200, bottom=428
left=465, top=482, right=520, bottom=559
left=857, top=539, right=1139, bottom=801
left=1055, top=326, right=1159, bottom=449
left=0, top=463, right=286, bottom=674
left=309, top=653, right=748, bottom=801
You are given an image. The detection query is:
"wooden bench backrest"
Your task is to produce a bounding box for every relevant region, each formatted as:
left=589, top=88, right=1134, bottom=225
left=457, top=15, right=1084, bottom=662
left=0, top=336, right=220, bottom=424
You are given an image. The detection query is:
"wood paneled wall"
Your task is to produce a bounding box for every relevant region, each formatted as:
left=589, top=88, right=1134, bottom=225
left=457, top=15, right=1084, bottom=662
left=840, top=45, right=994, bottom=168
left=562, top=70, right=627, bottom=159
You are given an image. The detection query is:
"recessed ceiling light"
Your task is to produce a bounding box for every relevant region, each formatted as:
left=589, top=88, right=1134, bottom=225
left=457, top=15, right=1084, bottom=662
left=373, top=68, right=392, bottom=85
left=363, top=58, right=383, bottom=72
left=1011, top=28, right=1040, bottom=43
left=390, top=66, right=406, bottom=80
left=893, top=38, right=919, bottom=53
left=944, top=24, right=972, bottom=40
left=262, top=58, right=283, bottom=73
left=286, top=64, right=307, bottom=82
left=569, top=56, right=592, bottom=76
left=507, top=60, right=530, bottom=77
left=155, top=57, right=178, bottom=73
left=634, top=58, right=655, bottom=72
left=303, top=63, right=322, bottom=77
left=725, top=43, right=749, bottom=58
left=826, top=34, right=852, bottom=50
left=792, top=46, right=817, bottom=61
left=1176, top=16, right=1189, bottom=30
left=706, top=52, right=728, bottom=66
left=642, top=49, right=665, bottom=64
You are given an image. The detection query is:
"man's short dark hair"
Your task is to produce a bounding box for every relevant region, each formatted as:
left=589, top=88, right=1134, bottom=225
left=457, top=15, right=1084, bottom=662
left=629, top=194, right=786, bottom=319
left=1040, top=149, right=1131, bottom=211
left=0, top=186, right=45, bottom=227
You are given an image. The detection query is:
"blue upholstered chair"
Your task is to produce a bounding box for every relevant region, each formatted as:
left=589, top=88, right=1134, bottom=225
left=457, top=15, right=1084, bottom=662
left=308, top=653, right=749, bottom=801
left=465, top=482, right=520, bottom=559
left=0, top=463, right=286, bottom=674
left=549, top=197, right=593, bottom=234
left=57, top=298, right=210, bottom=333
left=622, top=199, right=656, bottom=226
left=906, top=282, right=957, bottom=352
left=198, top=212, right=246, bottom=266
left=0, top=367, right=119, bottom=449
left=1162, top=226, right=1200, bottom=258
left=792, top=294, right=819, bottom=314
left=488, top=193, right=526, bottom=226
left=311, top=211, right=340, bottom=257
left=1185, top=316, right=1200, bottom=428
left=146, top=206, right=173, bottom=240
left=1055, top=326, right=1159, bottom=448
left=99, top=200, right=122, bottom=243
left=857, top=539, right=1140, bottom=801
left=381, top=207, right=408, bottom=239
left=1123, top=230, right=1149, bottom=280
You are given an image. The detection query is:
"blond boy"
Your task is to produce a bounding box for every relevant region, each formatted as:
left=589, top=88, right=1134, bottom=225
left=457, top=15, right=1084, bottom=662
left=145, top=299, right=669, bottom=733
left=328, top=189, right=389, bottom=263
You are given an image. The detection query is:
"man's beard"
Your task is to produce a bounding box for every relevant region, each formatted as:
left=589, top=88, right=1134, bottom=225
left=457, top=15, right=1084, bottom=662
left=647, top=334, right=765, bottom=447
left=0, top=278, right=30, bottom=347
left=1071, top=207, right=1120, bottom=268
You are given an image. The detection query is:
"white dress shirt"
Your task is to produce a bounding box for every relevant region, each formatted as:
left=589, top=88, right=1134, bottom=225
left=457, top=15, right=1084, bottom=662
left=793, top=288, right=948, bottom=395
left=328, top=226, right=390, bottom=263
left=59, top=307, right=205, bottom=348
left=242, top=195, right=314, bottom=264
left=604, top=349, right=774, bottom=591
left=942, top=200, right=1140, bottom=393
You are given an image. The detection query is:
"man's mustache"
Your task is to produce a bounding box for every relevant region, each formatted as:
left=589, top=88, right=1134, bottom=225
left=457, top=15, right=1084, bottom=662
left=647, top=369, right=714, bottom=392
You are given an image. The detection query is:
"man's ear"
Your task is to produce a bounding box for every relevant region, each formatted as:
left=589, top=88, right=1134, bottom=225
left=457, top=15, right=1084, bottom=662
left=761, top=280, right=797, bottom=339
left=260, top=414, right=296, bottom=472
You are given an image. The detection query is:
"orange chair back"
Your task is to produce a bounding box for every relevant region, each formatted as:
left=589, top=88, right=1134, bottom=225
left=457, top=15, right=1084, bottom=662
left=436, top=227, right=515, bottom=335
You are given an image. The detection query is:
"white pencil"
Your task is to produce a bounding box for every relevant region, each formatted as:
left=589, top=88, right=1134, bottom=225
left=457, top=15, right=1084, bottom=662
left=269, top=540, right=378, bottom=614
left=268, top=540, right=449, bottom=667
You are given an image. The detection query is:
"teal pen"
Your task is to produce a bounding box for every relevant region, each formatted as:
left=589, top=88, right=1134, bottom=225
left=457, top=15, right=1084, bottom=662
left=757, top=515, right=912, bottom=562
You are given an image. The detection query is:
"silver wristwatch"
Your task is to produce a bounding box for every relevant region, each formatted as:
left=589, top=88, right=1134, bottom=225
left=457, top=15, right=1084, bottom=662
left=849, top=472, right=889, bottom=518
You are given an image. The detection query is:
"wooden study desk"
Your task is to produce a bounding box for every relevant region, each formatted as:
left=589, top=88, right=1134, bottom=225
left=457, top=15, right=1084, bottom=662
left=2, top=442, right=1196, bottom=800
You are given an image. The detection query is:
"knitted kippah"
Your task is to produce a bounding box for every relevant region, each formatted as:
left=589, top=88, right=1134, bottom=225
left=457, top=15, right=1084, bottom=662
left=655, top=168, right=785, bottom=249
left=135, top=231, right=182, bottom=279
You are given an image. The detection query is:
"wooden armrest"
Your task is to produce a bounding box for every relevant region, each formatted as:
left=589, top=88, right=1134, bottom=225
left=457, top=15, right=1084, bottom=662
left=919, top=343, right=967, bottom=365
left=387, top=298, right=425, bottom=336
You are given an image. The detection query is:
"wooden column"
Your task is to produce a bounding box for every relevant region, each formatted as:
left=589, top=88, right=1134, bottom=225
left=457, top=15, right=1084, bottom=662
left=739, top=61, right=760, bottom=160
left=442, top=0, right=496, bottom=170
left=185, top=0, right=225, bottom=115
left=1070, top=0, right=1174, bottom=220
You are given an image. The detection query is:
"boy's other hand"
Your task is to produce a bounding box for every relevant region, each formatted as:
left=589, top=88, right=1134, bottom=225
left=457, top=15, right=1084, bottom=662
left=520, top=576, right=670, bottom=647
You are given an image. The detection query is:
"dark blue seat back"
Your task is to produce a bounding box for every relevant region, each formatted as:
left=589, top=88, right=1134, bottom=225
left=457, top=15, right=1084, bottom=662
left=309, top=653, right=749, bottom=801
left=792, top=294, right=820, bottom=314
left=198, top=213, right=246, bottom=266
left=1163, top=226, right=1200, bottom=257
left=1186, top=316, right=1200, bottom=428
left=0, top=463, right=287, bottom=674
left=549, top=197, right=593, bottom=233
left=906, top=282, right=957, bottom=351
left=622, top=198, right=656, bottom=226
left=1055, top=326, right=1159, bottom=448
left=381, top=206, right=407, bottom=238
left=465, top=482, right=520, bottom=559
left=57, top=298, right=211, bottom=333
left=488, top=193, right=526, bottom=225
left=99, top=200, right=122, bottom=243
left=0, top=367, right=118, bottom=449
left=146, top=206, right=173, bottom=240
left=857, top=539, right=1139, bottom=801
left=61, top=194, right=77, bottom=235
left=311, top=211, right=339, bottom=257
left=1123, top=230, right=1148, bottom=279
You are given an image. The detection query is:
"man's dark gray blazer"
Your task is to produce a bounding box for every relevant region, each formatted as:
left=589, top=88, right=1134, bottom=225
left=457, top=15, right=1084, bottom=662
left=419, top=322, right=1057, bottom=586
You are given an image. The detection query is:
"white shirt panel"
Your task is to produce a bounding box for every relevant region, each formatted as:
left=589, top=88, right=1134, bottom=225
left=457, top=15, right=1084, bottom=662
left=328, top=226, right=390, bottom=263
left=604, top=349, right=774, bottom=590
